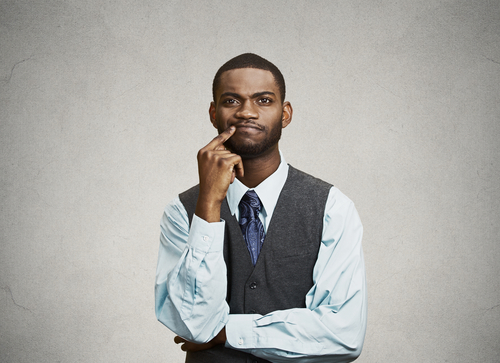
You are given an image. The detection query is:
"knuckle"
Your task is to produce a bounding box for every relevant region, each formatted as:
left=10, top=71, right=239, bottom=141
left=198, top=148, right=212, bottom=157
left=216, top=157, right=225, bottom=167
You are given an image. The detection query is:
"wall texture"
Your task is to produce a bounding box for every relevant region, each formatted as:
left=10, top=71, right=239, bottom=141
left=1, top=1, right=499, bottom=362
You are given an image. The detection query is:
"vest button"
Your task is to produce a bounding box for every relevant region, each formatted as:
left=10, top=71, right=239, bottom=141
left=249, top=309, right=256, bottom=314
left=249, top=282, right=257, bottom=289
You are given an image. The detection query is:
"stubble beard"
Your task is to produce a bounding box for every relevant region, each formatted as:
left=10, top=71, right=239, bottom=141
left=220, top=114, right=283, bottom=159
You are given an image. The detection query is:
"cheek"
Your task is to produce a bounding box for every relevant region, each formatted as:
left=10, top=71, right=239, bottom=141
left=214, top=112, right=229, bottom=132
left=215, top=109, right=230, bottom=123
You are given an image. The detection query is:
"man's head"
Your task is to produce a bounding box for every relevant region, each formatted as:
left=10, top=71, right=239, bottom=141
left=212, top=53, right=286, bottom=104
left=209, top=54, right=292, bottom=159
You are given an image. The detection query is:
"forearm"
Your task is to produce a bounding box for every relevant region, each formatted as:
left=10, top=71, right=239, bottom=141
left=155, top=202, right=229, bottom=343
left=225, top=279, right=366, bottom=363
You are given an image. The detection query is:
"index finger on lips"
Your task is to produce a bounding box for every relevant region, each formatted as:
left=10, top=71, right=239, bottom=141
left=206, top=126, right=235, bottom=150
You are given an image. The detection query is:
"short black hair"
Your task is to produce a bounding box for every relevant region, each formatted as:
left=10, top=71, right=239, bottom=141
left=212, top=53, right=286, bottom=103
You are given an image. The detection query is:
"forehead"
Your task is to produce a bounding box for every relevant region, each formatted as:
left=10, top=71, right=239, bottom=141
left=215, top=68, right=279, bottom=98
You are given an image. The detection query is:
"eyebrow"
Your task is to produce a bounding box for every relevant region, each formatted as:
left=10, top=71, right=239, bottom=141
left=220, top=91, right=277, bottom=99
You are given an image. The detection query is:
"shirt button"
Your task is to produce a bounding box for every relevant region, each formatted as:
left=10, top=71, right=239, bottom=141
left=238, top=338, right=243, bottom=345
left=202, top=236, right=209, bottom=242
left=249, top=282, right=257, bottom=289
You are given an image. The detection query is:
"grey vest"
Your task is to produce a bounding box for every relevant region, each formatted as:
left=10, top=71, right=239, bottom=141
left=179, top=165, right=332, bottom=363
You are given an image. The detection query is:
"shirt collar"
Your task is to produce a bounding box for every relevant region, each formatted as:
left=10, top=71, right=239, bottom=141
left=226, top=152, right=289, bottom=218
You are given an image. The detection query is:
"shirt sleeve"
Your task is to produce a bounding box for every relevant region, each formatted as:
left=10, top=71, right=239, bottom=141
left=225, top=187, right=367, bottom=363
left=154, top=196, right=230, bottom=343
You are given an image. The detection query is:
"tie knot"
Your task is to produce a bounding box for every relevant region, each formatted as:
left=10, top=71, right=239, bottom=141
left=240, top=190, right=262, bottom=216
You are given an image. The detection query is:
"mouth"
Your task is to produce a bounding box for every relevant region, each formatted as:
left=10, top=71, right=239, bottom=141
left=232, top=122, right=263, bottom=131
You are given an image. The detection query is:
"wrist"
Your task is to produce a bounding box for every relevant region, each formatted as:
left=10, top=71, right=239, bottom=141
left=215, top=327, right=226, bottom=345
left=195, top=197, right=222, bottom=223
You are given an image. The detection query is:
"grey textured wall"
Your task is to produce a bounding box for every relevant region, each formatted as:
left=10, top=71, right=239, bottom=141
left=1, top=1, right=499, bottom=362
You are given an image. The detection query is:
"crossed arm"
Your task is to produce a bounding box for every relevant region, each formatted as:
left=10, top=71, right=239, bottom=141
left=155, top=188, right=367, bottom=362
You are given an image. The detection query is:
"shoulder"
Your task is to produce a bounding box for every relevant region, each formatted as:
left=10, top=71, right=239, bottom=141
left=286, top=166, right=359, bottom=219
left=323, top=186, right=361, bottom=234
left=287, top=165, right=333, bottom=189
left=325, top=186, right=356, bottom=211
left=286, top=165, right=333, bottom=199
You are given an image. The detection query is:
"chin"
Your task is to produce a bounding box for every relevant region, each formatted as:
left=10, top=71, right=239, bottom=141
left=224, top=141, right=276, bottom=160
left=225, top=143, right=261, bottom=158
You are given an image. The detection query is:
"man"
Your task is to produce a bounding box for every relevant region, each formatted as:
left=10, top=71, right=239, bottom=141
left=155, top=53, right=367, bottom=363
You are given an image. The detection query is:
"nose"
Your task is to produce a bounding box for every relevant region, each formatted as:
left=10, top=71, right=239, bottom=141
left=235, top=100, right=258, bottom=119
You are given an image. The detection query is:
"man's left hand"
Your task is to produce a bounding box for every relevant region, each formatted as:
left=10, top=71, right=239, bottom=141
left=174, top=327, right=227, bottom=352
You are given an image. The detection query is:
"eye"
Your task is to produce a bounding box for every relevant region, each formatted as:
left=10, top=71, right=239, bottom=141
left=223, top=98, right=237, bottom=104
left=259, top=97, right=273, bottom=104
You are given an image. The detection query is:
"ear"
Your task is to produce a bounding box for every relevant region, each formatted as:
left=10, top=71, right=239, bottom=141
left=281, top=101, right=293, bottom=128
left=209, top=102, right=217, bottom=129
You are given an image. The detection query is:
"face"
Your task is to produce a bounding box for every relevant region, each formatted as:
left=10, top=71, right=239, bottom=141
left=209, top=68, right=292, bottom=159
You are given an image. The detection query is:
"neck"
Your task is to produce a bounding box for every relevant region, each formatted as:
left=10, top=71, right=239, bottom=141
left=237, top=146, right=281, bottom=188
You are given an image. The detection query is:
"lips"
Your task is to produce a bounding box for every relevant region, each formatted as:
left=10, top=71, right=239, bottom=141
left=232, top=122, right=263, bottom=131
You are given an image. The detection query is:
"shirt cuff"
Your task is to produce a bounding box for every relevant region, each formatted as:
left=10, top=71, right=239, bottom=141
left=225, top=314, right=258, bottom=349
left=187, top=214, right=225, bottom=253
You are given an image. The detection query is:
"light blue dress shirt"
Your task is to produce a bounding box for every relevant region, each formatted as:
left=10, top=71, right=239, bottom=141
left=155, top=155, right=367, bottom=363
